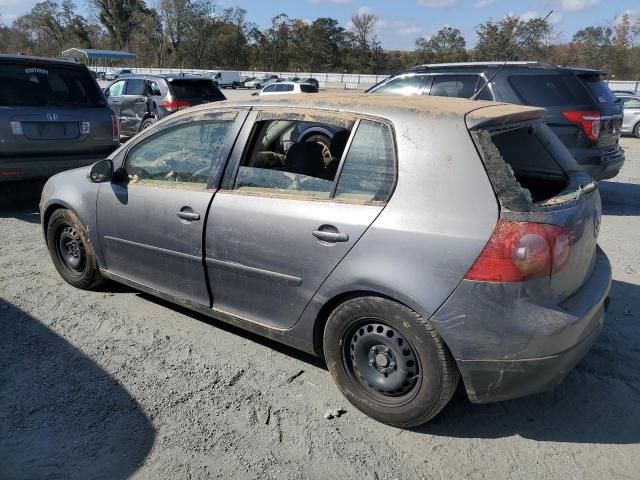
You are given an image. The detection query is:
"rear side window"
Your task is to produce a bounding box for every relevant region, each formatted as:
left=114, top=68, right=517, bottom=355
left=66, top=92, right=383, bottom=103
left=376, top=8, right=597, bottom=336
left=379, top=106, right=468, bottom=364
left=429, top=75, right=480, bottom=98
left=509, top=75, right=593, bottom=106
left=169, top=79, right=224, bottom=100
left=300, top=84, right=318, bottom=93
left=126, top=79, right=145, bottom=95
left=335, top=120, right=395, bottom=203
left=0, top=63, right=105, bottom=107
left=579, top=75, right=616, bottom=104
left=147, top=81, right=162, bottom=96
left=374, top=74, right=424, bottom=95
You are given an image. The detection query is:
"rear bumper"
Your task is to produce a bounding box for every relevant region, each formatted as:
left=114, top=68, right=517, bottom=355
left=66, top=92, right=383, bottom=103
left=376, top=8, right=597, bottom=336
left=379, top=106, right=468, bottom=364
left=430, top=248, right=611, bottom=403
left=0, top=154, right=112, bottom=182
left=574, top=146, right=625, bottom=181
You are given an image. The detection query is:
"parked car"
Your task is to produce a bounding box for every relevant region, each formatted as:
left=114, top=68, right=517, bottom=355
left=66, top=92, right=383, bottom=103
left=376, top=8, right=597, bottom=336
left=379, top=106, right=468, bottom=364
left=244, top=76, right=273, bottom=90
left=301, top=77, right=319, bottom=89
left=106, top=69, right=132, bottom=81
left=0, top=54, right=119, bottom=183
left=208, top=70, right=240, bottom=89
left=41, top=93, right=611, bottom=427
left=615, top=93, right=640, bottom=138
left=258, top=82, right=318, bottom=96
left=368, top=62, right=625, bottom=181
left=103, top=74, right=225, bottom=140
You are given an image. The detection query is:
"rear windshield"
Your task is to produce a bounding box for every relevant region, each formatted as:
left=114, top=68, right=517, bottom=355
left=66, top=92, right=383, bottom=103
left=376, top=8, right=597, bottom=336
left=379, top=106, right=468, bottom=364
left=509, top=74, right=593, bottom=106
left=168, top=79, right=225, bottom=100
left=578, top=74, right=617, bottom=104
left=0, top=63, right=105, bottom=107
left=300, top=84, right=318, bottom=93
left=472, top=121, right=586, bottom=210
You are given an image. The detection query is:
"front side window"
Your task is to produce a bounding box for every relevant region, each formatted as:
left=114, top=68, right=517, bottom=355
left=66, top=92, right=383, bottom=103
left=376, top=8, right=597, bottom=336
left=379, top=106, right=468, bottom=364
left=623, top=97, right=640, bottom=108
left=374, top=74, right=425, bottom=95
left=125, top=118, right=234, bottom=189
left=263, top=85, right=277, bottom=93
left=429, top=74, right=481, bottom=98
left=107, top=80, right=126, bottom=97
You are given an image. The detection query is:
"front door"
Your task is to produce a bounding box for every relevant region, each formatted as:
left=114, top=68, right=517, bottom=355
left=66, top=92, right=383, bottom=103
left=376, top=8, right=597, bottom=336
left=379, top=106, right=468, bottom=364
left=97, top=110, right=245, bottom=306
left=105, top=79, right=126, bottom=130
left=205, top=114, right=397, bottom=329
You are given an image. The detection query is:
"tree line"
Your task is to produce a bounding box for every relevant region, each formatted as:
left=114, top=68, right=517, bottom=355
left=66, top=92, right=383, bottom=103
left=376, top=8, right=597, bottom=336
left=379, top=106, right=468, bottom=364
left=1, top=1, right=639, bottom=79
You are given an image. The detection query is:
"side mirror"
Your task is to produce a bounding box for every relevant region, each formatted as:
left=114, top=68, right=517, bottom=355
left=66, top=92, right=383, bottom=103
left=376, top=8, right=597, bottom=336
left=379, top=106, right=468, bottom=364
left=89, top=159, right=113, bottom=183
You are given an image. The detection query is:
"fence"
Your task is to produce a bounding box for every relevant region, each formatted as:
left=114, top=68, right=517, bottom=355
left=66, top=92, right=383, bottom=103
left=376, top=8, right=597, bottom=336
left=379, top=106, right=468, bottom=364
left=607, top=80, right=640, bottom=93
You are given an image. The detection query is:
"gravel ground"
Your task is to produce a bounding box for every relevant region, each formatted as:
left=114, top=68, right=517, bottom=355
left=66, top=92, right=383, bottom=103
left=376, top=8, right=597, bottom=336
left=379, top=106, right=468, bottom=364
left=1, top=139, right=639, bottom=480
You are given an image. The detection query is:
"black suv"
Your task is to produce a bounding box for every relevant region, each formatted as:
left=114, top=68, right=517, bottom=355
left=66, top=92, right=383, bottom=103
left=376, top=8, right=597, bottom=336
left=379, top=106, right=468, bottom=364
left=367, top=62, right=625, bottom=181
left=0, top=54, right=119, bottom=183
left=104, top=74, right=226, bottom=140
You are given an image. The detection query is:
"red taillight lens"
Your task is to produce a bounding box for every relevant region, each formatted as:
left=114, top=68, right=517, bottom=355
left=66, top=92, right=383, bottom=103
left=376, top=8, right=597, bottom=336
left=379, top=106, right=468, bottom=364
left=562, top=111, right=601, bottom=141
left=162, top=100, right=191, bottom=112
left=465, top=220, right=571, bottom=282
left=111, top=114, right=119, bottom=142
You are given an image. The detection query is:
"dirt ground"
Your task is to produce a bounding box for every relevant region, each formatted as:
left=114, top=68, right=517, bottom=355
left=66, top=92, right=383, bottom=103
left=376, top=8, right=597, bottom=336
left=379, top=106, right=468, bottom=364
left=1, top=139, right=639, bottom=480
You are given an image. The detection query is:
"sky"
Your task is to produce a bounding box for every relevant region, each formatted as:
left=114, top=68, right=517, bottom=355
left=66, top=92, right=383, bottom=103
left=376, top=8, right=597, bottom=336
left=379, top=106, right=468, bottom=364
left=1, top=0, right=639, bottom=51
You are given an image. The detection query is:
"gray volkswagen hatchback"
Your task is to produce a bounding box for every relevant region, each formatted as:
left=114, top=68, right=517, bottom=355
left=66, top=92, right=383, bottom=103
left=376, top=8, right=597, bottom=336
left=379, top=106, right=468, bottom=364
left=40, top=94, right=611, bottom=427
left=0, top=54, right=119, bottom=182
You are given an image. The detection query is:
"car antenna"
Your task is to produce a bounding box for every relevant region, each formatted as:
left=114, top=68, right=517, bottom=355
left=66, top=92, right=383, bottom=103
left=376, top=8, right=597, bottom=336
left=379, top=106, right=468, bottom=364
left=471, top=10, right=554, bottom=101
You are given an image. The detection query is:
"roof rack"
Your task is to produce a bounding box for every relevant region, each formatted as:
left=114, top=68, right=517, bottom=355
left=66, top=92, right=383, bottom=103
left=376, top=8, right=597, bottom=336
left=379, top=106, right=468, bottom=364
left=409, top=61, right=555, bottom=70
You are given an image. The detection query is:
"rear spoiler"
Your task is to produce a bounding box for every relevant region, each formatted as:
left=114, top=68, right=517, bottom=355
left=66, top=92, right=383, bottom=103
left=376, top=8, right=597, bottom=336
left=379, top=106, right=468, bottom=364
left=465, top=104, right=546, bottom=130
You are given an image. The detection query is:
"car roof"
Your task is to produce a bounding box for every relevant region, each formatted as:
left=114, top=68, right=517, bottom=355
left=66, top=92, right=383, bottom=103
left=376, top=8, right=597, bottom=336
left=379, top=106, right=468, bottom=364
left=113, top=74, right=208, bottom=81
left=407, top=61, right=605, bottom=75
left=0, top=53, right=85, bottom=67
left=181, top=92, right=544, bottom=125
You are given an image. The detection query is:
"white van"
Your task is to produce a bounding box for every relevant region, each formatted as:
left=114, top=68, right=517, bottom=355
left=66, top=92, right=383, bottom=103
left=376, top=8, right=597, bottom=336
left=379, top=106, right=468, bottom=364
left=210, top=71, right=240, bottom=89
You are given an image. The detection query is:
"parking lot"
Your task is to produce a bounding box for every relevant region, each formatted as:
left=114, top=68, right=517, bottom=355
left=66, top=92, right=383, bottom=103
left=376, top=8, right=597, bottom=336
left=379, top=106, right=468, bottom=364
left=0, top=135, right=639, bottom=479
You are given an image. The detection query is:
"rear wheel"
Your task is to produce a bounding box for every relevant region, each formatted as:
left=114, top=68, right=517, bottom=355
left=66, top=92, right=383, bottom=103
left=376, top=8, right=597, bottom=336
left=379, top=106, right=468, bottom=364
left=140, top=117, right=156, bottom=132
left=47, top=209, right=104, bottom=290
left=255, top=84, right=261, bottom=90
left=634, top=122, right=640, bottom=139
left=323, top=296, right=459, bottom=427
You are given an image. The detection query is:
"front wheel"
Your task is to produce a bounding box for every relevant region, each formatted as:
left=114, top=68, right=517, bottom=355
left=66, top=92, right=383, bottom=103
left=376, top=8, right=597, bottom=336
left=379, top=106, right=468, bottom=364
left=634, top=122, right=640, bottom=139
left=47, top=209, right=104, bottom=290
left=323, top=297, right=459, bottom=428
left=140, top=117, right=156, bottom=132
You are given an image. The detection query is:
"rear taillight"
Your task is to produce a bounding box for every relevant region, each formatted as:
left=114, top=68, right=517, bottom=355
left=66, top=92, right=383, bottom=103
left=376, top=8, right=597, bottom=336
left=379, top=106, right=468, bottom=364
left=111, top=115, right=119, bottom=142
left=162, top=100, right=191, bottom=112
left=465, top=220, right=571, bottom=282
left=562, top=111, right=601, bottom=141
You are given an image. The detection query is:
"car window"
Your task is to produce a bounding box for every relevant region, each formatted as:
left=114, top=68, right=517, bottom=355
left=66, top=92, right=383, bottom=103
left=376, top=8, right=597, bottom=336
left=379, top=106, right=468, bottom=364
left=147, top=81, right=162, bottom=96
left=334, top=120, right=396, bottom=204
left=283, top=84, right=294, bottom=92
left=107, top=80, right=126, bottom=97
left=579, top=75, right=616, bottom=104
left=374, top=74, right=424, bottom=95
left=509, top=75, right=593, bottom=106
left=429, top=75, right=480, bottom=98
left=168, top=79, right=224, bottom=100
left=622, top=97, right=640, bottom=108
left=234, top=118, right=355, bottom=200
left=263, top=85, right=277, bottom=93
left=126, top=79, right=145, bottom=96
left=0, top=63, right=106, bottom=107
left=125, top=120, right=234, bottom=189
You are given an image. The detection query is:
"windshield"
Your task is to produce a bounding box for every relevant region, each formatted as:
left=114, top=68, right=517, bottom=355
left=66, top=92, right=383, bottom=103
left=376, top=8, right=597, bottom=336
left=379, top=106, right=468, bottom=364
left=168, top=79, right=225, bottom=100
left=0, top=63, right=105, bottom=107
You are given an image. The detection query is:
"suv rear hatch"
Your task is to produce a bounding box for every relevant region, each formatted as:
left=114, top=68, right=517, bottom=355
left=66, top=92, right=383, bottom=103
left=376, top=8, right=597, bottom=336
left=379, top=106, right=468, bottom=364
left=466, top=104, right=602, bottom=301
left=0, top=59, right=116, bottom=158
left=167, top=79, right=226, bottom=108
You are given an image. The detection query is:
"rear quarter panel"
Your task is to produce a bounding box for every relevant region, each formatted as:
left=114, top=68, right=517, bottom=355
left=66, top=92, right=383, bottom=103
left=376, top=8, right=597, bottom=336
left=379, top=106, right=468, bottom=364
left=296, top=112, right=499, bottom=347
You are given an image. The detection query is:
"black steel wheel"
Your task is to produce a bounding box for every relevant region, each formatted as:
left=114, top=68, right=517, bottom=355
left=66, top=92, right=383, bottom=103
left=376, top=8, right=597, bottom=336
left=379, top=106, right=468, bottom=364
left=324, top=296, right=459, bottom=427
left=47, top=209, right=104, bottom=290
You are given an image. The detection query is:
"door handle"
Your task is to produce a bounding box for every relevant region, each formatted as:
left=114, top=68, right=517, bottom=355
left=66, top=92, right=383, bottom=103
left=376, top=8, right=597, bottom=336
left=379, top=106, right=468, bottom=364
left=312, top=229, right=349, bottom=243
left=177, top=211, right=200, bottom=221
left=111, top=99, right=120, bottom=103
left=136, top=98, right=147, bottom=104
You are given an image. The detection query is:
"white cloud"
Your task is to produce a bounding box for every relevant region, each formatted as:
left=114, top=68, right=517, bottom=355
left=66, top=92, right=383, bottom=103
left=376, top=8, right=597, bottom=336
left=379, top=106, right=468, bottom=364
left=307, top=0, right=355, bottom=5
left=560, top=0, right=601, bottom=12
left=377, top=18, right=423, bottom=37
left=475, top=0, right=495, bottom=7
left=519, top=10, right=563, bottom=25
left=417, top=0, right=458, bottom=8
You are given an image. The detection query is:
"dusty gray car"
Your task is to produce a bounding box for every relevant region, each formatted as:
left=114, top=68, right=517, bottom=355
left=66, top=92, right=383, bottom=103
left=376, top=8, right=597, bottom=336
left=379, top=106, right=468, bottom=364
left=40, top=94, right=611, bottom=427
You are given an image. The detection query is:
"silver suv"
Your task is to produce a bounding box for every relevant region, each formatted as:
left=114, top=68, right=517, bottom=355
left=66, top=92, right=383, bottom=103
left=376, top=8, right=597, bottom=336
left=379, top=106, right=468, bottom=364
left=0, top=55, right=119, bottom=183
left=40, top=94, right=611, bottom=427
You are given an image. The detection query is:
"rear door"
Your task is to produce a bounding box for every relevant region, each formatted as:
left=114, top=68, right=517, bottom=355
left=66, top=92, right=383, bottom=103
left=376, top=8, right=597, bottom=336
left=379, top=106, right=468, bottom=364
left=577, top=73, right=623, bottom=149
left=119, top=78, right=149, bottom=136
left=205, top=111, right=397, bottom=329
left=0, top=60, right=115, bottom=157
left=97, top=109, right=246, bottom=306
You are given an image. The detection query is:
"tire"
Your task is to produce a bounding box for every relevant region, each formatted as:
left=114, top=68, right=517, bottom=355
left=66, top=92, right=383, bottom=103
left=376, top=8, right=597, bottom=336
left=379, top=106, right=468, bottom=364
left=323, top=296, right=459, bottom=428
left=255, top=84, right=261, bottom=90
left=634, top=122, right=640, bottom=139
left=47, top=209, right=104, bottom=290
left=140, top=117, right=156, bottom=132
left=304, top=133, right=331, bottom=151
left=232, top=82, right=238, bottom=90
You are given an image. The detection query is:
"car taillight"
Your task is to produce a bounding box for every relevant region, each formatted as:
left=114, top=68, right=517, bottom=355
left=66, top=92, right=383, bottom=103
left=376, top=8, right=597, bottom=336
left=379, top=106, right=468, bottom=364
left=111, top=114, right=119, bottom=142
left=562, top=111, right=601, bottom=141
left=162, top=100, right=191, bottom=112
left=465, top=220, right=571, bottom=282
